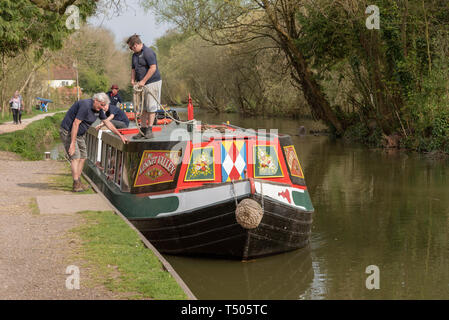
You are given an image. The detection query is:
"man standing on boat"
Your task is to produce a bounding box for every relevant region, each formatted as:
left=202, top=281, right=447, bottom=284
left=60, top=93, right=127, bottom=192
left=127, top=34, right=162, bottom=140
left=106, top=84, right=122, bottom=107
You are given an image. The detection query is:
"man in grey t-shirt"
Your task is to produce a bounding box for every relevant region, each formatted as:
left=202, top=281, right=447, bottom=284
left=127, top=34, right=162, bottom=139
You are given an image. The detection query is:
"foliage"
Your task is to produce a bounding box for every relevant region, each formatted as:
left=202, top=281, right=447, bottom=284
left=0, top=113, right=64, bottom=160
left=0, top=0, right=97, bottom=58
left=52, top=26, right=131, bottom=93
left=144, top=0, right=449, bottom=152
left=156, top=30, right=306, bottom=115
left=79, top=67, right=109, bottom=95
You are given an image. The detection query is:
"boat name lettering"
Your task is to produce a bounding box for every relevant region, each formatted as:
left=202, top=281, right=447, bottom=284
left=139, top=153, right=176, bottom=176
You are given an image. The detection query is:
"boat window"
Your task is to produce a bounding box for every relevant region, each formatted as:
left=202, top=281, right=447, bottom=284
left=115, top=150, right=122, bottom=186
left=85, top=134, right=90, bottom=158
left=101, top=142, right=108, bottom=172
left=93, top=135, right=98, bottom=163
left=88, top=135, right=92, bottom=160
left=107, top=146, right=116, bottom=181
left=87, top=134, right=94, bottom=162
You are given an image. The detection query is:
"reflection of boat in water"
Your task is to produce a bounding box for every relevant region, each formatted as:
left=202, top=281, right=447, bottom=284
left=83, top=102, right=314, bottom=260
left=164, top=246, right=314, bottom=299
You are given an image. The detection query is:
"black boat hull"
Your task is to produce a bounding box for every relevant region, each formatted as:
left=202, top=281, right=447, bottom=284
left=84, top=154, right=313, bottom=260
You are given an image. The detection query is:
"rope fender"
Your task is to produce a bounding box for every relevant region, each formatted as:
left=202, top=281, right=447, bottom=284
left=235, top=198, right=263, bottom=229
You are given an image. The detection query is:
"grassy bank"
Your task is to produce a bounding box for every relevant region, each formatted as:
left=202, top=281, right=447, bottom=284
left=71, top=210, right=188, bottom=300
left=0, top=113, right=65, bottom=160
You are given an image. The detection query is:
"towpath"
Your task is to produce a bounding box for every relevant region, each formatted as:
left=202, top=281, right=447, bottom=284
left=0, top=112, right=122, bottom=299
left=0, top=111, right=64, bottom=135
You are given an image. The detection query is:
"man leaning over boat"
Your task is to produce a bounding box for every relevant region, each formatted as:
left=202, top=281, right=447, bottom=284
left=59, top=92, right=127, bottom=192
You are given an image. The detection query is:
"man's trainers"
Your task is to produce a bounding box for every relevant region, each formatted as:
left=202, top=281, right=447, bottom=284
left=72, top=180, right=83, bottom=192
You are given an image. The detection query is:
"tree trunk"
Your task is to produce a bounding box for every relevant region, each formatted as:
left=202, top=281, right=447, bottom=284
left=261, top=0, right=345, bottom=135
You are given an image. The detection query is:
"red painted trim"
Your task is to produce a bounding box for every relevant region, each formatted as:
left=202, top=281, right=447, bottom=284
left=118, top=127, right=162, bottom=135
left=249, top=178, right=255, bottom=194
left=173, top=136, right=301, bottom=193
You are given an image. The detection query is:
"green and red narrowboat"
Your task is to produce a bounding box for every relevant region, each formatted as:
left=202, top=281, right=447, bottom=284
left=83, top=111, right=314, bottom=260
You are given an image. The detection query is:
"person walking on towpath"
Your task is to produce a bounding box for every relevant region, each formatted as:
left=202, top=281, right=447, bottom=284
left=60, top=92, right=127, bottom=192
left=127, top=34, right=162, bottom=140
left=9, top=90, right=24, bottom=124
left=95, top=102, right=130, bottom=130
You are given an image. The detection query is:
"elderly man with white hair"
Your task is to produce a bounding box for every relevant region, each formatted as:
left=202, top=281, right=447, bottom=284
left=60, top=92, right=127, bottom=192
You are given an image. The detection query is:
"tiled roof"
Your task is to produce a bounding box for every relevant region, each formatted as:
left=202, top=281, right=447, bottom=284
left=51, top=65, right=76, bottom=80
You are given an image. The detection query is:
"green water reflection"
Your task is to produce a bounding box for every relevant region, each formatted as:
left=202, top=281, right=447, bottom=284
left=163, top=109, right=449, bottom=299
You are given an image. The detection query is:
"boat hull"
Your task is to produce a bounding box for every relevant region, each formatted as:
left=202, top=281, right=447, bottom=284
left=84, top=161, right=312, bottom=260
left=130, top=194, right=312, bottom=259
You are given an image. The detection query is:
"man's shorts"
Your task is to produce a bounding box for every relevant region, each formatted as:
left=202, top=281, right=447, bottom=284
left=134, top=80, right=162, bottom=113
left=59, top=127, right=87, bottom=161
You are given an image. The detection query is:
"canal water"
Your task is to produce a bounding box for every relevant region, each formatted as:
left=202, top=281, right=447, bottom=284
left=162, top=108, right=449, bottom=299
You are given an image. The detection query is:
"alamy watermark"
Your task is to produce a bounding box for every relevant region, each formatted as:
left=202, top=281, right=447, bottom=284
left=366, top=5, right=380, bottom=30
left=365, top=265, right=380, bottom=290
left=65, top=265, right=80, bottom=290
left=65, top=5, right=80, bottom=30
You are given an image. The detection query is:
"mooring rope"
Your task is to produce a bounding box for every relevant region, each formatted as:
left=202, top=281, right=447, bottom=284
left=133, top=85, right=145, bottom=136
left=132, top=84, right=196, bottom=130
left=231, top=180, right=239, bottom=207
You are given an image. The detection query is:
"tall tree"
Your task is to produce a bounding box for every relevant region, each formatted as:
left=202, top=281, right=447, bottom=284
left=143, top=0, right=345, bottom=134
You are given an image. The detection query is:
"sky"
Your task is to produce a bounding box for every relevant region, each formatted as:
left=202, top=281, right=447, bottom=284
left=87, top=0, right=173, bottom=49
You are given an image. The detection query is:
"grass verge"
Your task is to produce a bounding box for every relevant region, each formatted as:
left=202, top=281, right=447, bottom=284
left=50, top=162, right=94, bottom=194
left=0, top=113, right=65, bottom=160
left=71, top=210, right=188, bottom=300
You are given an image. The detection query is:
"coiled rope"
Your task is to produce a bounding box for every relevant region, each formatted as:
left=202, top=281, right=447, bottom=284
left=132, top=85, right=196, bottom=133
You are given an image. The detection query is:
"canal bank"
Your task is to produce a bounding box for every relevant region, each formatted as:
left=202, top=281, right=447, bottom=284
left=0, top=114, right=192, bottom=299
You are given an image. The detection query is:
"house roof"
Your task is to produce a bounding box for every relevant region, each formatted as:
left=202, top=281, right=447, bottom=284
left=51, top=65, right=76, bottom=80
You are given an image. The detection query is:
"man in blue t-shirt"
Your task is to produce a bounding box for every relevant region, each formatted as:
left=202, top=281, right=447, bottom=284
left=60, top=92, right=127, bottom=192
left=127, top=34, right=162, bottom=139
left=106, top=84, right=122, bottom=106
left=95, top=103, right=130, bottom=130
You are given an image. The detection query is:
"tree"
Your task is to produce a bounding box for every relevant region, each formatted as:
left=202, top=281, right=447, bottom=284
left=0, top=0, right=97, bottom=58
left=79, top=68, right=109, bottom=94
left=142, top=0, right=346, bottom=134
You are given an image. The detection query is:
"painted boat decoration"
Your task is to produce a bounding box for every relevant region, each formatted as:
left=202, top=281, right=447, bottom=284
left=83, top=110, right=314, bottom=260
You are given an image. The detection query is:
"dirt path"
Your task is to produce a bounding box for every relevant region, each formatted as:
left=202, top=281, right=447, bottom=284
left=0, top=111, right=63, bottom=135
left=0, top=113, right=123, bottom=299
left=0, top=152, right=124, bottom=299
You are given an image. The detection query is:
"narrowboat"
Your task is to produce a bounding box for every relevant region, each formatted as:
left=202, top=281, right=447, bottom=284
left=83, top=109, right=314, bottom=260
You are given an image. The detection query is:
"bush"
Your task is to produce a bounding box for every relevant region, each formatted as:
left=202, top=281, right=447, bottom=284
left=0, top=113, right=65, bottom=160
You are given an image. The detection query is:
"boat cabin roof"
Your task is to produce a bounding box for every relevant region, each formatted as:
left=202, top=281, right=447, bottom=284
left=89, top=119, right=281, bottom=146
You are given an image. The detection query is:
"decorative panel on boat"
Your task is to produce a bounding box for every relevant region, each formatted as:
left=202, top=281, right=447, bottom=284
left=221, top=140, right=247, bottom=182
left=253, top=145, right=284, bottom=178
left=184, top=146, right=215, bottom=181
left=283, top=145, right=304, bottom=179
left=278, top=135, right=307, bottom=187
left=134, top=150, right=181, bottom=187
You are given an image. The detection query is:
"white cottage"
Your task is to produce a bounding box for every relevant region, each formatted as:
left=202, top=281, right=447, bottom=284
left=48, top=66, right=76, bottom=88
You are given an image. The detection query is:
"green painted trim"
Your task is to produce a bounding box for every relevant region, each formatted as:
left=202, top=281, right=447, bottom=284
left=292, top=190, right=314, bottom=212
left=84, top=162, right=179, bottom=219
